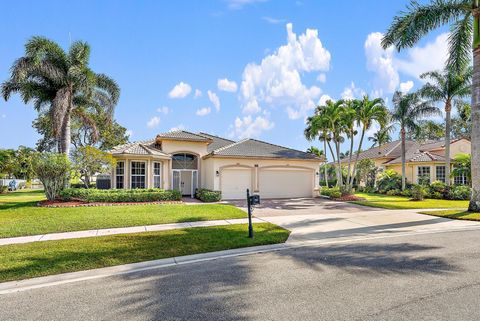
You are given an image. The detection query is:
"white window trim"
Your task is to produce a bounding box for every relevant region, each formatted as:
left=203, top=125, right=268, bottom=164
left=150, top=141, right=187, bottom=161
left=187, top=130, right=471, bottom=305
left=130, top=160, right=147, bottom=189
left=153, top=161, right=162, bottom=189
left=115, top=161, right=125, bottom=189
left=417, top=166, right=431, bottom=184
left=435, top=165, right=446, bottom=183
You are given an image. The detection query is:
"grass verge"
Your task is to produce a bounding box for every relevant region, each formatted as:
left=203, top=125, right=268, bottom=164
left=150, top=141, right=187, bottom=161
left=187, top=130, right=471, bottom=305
left=419, top=209, right=480, bottom=221
left=0, top=223, right=289, bottom=282
left=0, top=190, right=246, bottom=238
left=352, top=193, right=469, bottom=210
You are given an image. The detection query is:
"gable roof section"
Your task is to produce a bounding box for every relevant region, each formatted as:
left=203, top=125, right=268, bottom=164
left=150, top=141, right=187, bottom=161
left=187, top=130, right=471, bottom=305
left=156, top=130, right=212, bottom=142
left=110, top=140, right=170, bottom=157
left=419, top=138, right=465, bottom=151
left=207, top=138, right=321, bottom=160
left=383, top=150, right=447, bottom=165
left=197, top=132, right=236, bottom=152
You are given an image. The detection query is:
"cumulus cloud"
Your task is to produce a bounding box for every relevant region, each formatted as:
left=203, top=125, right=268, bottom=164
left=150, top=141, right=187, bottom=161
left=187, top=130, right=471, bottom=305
left=157, top=106, right=169, bottom=114
left=168, top=82, right=191, bottom=99
left=126, top=129, right=133, bottom=138
left=196, top=106, right=211, bottom=116
left=317, top=73, right=326, bottom=83
left=231, top=115, right=274, bottom=139
left=217, top=78, right=238, bottom=92
left=364, top=32, right=448, bottom=96
left=226, top=0, right=268, bottom=9
left=318, top=94, right=332, bottom=106
left=239, top=23, right=331, bottom=120
left=147, top=116, right=161, bottom=128
left=208, top=90, right=221, bottom=111
left=341, top=82, right=366, bottom=100
left=170, top=124, right=186, bottom=131
left=399, top=80, right=414, bottom=93
left=262, top=16, right=285, bottom=24
left=194, top=89, right=202, bottom=98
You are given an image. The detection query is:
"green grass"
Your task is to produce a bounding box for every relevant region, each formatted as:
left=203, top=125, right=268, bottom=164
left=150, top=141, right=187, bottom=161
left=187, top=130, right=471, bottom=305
left=0, top=190, right=247, bottom=238
left=0, top=223, right=289, bottom=282
left=418, top=209, right=480, bottom=221
left=352, top=193, right=469, bottom=210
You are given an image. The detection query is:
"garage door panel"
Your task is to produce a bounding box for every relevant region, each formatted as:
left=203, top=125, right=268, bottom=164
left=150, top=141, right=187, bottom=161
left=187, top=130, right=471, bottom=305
left=221, top=168, right=252, bottom=200
left=259, top=168, right=312, bottom=199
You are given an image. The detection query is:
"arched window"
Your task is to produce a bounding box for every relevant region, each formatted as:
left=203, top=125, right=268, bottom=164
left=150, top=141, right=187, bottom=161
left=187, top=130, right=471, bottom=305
left=172, top=153, right=198, bottom=170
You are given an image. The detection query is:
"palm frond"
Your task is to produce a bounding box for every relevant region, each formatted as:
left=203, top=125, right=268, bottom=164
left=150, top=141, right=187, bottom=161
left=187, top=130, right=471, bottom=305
left=447, top=11, right=473, bottom=72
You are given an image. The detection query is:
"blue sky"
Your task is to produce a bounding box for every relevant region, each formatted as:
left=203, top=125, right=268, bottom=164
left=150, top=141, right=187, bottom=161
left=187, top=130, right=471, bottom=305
left=0, top=0, right=449, bottom=156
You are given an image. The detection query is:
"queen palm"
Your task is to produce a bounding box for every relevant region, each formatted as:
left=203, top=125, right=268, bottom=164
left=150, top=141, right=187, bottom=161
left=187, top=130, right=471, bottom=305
left=382, top=0, right=479, bottom=209
left=391, top=91, right=440, bottom=190
left=323, top=100, right=346, bottom=187
left=369, top=123, right=394, bottom=148
left=2, top=36, right=120, bottom=156
left=419, top=66, right=472, bottom=186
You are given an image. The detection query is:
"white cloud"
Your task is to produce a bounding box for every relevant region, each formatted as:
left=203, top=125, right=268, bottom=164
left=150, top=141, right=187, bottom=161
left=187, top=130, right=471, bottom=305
left=341, top=82, right=366, bottom=100
left=317, top=73, right=326, bottom=83
left=170, top=124, right=186, bottom=131
left=364, top=32, right=448, bottom=96
left=231, top=115, right=274, bottom=139
left=147, top=116, right=161, bottom=128
left=157, top=106, right=169, bottom=114
left=262, top=16, right=285, bottom=24
left=240, top=23, right=331, bottom=119
left=217, top=78, right=238, bottom=92
left=208, top=90, right=221, bottom=111
left=168, top=82, right=191, bottom=99
left=226, top=0, right=268, bottom=9
left=196, top=106, right=211, bottom=116
left=399, top=80, right=414, bottom=93
left=194, top=89, right=202, bottom=98
left=318, top=94, right=332, bottom=106
left=125, top=129, right=133, bottom=138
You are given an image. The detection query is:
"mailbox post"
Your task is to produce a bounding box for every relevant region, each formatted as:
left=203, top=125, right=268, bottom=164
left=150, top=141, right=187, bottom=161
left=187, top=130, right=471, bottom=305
left=246, top=189, right=260, bottom=238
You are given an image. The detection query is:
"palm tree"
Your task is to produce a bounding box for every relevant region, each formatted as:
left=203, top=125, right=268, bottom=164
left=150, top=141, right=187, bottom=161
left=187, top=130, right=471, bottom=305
left=342, top=100, right=358, bottom=192
left=349, top=96, right=387, bottom=189
left=306, top=146, right=324, bottom=157
left=323, top=100, right=346, bottom=187
left=419, top=67, right=472, bottom=186
left=2, top=36, right=120, bottom=156
left=391, top=91, right=440, bottom=190
left=369, top=123, right=394, bottom=148
left=381, top=0, right=479, bottom=209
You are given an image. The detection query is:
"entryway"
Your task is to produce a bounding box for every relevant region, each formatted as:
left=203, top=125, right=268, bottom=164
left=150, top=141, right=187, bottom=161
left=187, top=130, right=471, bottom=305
left=172, top=170, right=198, bottom=197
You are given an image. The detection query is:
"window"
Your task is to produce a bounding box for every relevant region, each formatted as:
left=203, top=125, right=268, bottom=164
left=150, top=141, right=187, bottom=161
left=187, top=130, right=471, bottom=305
left=131, top=161, right=146, bottom=189
left=417, top=166, right=431, bottom=185
left=115, top=162, right=125, bottom=189
left=153, top=162, right=162, bottom=188
left=172, top=153, right=198, bottom=169
left=454, top=172, right=468, bottom=185
left=435, top=166, right=446, bottom=183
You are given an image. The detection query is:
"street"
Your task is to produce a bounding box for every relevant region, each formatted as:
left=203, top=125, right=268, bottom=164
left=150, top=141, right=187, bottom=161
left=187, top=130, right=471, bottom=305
left=2, top=228, right=480, bottom=321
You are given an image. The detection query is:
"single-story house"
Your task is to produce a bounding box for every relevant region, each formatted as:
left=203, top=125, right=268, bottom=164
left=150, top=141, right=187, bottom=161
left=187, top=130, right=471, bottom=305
left=109, top=130, right=323, bottom=199
left=336, top=138, right=471, bottom=185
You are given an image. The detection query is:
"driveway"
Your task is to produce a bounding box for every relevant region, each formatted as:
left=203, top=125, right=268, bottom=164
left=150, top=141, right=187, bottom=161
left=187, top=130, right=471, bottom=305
left=230, top=197, right=479, bottom=243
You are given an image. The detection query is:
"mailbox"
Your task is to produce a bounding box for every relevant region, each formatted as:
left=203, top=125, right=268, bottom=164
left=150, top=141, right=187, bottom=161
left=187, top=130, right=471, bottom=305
left=249, top=194, right=261, bottom=205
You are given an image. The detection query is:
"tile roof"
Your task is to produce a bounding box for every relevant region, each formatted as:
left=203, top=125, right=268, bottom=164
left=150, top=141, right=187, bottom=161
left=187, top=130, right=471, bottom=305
left=383, top=150, right=447, bottom=164
left=208, top=139, right=321, bottom=160
left=156, top=130, right=212, bottom=142
left=110, top=140, right=170, bottom=157
left=196, top=132, right=236, bottom=152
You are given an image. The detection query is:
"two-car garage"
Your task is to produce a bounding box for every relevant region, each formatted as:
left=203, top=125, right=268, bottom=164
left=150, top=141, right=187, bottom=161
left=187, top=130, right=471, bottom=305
left=220, top=166, right=315, bottom=200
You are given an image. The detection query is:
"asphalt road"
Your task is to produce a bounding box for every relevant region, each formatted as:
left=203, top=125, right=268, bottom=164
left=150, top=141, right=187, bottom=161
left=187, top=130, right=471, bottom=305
left=2, top=229, right=480, bottom=321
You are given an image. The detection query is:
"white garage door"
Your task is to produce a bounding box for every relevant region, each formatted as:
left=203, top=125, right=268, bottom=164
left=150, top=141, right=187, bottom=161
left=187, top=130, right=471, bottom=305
left=259, top=168, right=313, bottom=199
left=221, top=168, right=252, bottom=200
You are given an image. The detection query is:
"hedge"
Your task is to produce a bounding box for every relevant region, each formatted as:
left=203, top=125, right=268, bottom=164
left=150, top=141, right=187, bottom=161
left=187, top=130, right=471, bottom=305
left=320, top=187, right=341, bottom=199
left=60, top=188, right=182, bottom=203
left=196, top=188, right=222, bottom=202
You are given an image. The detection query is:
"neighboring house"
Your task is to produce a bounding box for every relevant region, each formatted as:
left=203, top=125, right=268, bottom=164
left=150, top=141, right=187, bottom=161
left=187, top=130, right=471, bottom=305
left=109, top=130, right=323, bottom=199
left=351, top=138, right=471, bottom=185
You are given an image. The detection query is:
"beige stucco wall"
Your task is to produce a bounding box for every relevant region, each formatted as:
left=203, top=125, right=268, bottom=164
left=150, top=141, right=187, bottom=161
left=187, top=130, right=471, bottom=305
left=385, top=162, right=453, bottom=184
left=429, top=139, right=471, bottom=158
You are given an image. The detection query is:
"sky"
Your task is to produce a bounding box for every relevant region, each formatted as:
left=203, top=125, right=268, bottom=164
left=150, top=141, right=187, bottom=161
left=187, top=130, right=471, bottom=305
left=0, top=0, right=450, bottom=157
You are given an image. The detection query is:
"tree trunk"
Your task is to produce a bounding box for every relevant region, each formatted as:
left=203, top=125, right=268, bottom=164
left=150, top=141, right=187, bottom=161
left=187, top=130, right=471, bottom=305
left=326, top=140, right=338, bottom=186
left=350, top=127, right=366, bottom=189
left=469, top=33, right=480, bottom=211
left=335, top=140, right=343, bottom=187
left=346, top=131, right=354, bottom=192
left=60, top=115, right=71, bottom=156
left=401, top=127, right=406, bottom=190
left=323, top=139, right=329, bottom=187
left=445, top=99, right=452, bottom=187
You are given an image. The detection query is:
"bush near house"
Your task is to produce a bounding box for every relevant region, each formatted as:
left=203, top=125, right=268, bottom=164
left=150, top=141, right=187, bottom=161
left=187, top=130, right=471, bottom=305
left=195, top=189, right=222, bottom=202
left=320, top=187, right=342, bottom=199
left=411, top=185, right=427, bottom=201
left=60, top=188, right=182, bottom=203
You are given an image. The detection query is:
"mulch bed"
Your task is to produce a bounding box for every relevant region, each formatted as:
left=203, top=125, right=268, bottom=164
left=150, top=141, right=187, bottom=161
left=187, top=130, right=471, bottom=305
left=332, top=195, right=366, bottom=202
left=37, top=200, right=183, bottom=208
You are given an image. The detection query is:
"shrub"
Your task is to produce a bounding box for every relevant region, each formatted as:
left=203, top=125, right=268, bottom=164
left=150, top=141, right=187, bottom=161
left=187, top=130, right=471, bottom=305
left=452, top=185, right=471, bottom=200
left=196, top=188, right=222, bottom=202
left=386, top=189, right=401, bottom=196
left=428, top=181, right=447, bottom=199
left=400, top=189, right=412, bottom=197
left=33, top=153, right=71, bottom=201
left=376, top=170, right=402, bottom=194
left=60, top=188, right=182, bottom=203
left=320, top=187, right=341, bottom=199
left=411, top=185, right=426, bottom=201
left=0, top=185, right=7, bottom=194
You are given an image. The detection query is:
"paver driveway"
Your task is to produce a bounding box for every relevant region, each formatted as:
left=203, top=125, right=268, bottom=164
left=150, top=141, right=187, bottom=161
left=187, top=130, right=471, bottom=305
left=230, top=197, right=479, bottom=243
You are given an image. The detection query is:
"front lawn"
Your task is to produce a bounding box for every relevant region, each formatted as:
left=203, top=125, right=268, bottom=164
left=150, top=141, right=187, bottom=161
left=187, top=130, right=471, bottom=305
left=0, top=190, right=247, bottom=238
left=0, top=223, right=289, bottom=282
left=418, top=209, right=480, bottom=221
left=352, top=193, right=469, bottom=210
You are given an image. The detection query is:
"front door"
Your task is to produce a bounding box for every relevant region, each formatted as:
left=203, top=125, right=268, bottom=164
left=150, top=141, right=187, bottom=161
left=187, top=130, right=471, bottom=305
left=181, top=171, right=192, bottom=196
left=172, top=170, right=198, bottom=197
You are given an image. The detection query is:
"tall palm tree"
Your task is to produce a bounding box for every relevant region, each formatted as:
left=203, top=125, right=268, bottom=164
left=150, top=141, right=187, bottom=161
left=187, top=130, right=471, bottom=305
left=2, top=36, right=120, bottom=156
left=349, top=96, right=387, bottom=189
left=323, top=100, right=346, bottom=187
left=391, top=91, right=440, bottom=190
left=306, top=146, right=324, bottom=157
left=419, top=66, right=472, bottom=186
left=369, top=123, right=394, bottom=148
left=382, top=0, right=479, bottom=209
left=342, top=100, right=358, bottom=191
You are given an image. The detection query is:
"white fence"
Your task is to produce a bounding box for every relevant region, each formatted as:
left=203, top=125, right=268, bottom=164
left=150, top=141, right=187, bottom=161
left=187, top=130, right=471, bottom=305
left=0, top=179, right=27, bottom=189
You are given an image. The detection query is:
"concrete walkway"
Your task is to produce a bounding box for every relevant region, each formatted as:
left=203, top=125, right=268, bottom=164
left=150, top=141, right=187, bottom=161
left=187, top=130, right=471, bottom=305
left=0, top=218, right=264, bottom=246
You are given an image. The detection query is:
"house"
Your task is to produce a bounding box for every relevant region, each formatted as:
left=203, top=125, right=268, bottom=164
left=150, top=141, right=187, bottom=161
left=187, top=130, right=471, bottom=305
left=350, top=138, right=471, bottom=185
left=109, top=130, right=323, bottom=199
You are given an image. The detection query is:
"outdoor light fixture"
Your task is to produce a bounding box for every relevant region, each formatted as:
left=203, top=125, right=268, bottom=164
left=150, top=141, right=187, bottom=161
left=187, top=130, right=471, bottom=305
left=316, top=172, right=319, bottom=176
left=216, top=170, right=219, bottom=177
